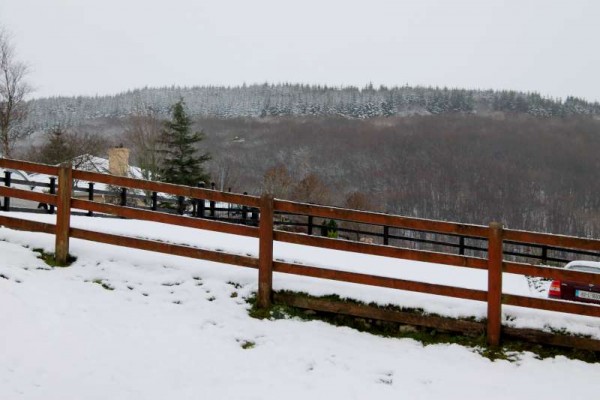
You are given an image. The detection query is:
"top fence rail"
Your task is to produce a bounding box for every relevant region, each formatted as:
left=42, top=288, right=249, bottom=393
left=0, top=158, right=59, bottom=176
left=71, top=170, right=261, bottom=208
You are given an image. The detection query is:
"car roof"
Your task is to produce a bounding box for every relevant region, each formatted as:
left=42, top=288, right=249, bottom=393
left=565, top=260, right=600, bottom=273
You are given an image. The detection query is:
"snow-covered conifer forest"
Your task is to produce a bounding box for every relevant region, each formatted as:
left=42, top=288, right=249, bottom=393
left=25, top=84, right=600, bottom=129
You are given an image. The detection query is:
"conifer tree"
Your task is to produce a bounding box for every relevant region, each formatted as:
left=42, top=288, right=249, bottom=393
left=159, top=99, right=210, bottom=186
left=40, top=126, right=71, bottom=165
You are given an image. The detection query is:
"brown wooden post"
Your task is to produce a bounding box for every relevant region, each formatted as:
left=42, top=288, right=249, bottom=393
left=151, top=191, right=158, bottom=211
left=487, top=222, right=504, bottom=347
left=55, top=163, right=73, bottom=265
left=258, top=193, right=274, bottom=309
left=177, top=195, right=185, bottom=215
left=49, top=177, right=56, bottom=214
left=209, top=182, right=216, bottom=218
left=3, top=170, right=11, bottom=212
left=242, top=192, right=248, bottom=224
left=120, top=187, right=127, bottom=206
left=541, top=246, right=548, bottom=265
left=196, top=182, right=205, bottom=217
left=87, top=182, right=94, bottom=217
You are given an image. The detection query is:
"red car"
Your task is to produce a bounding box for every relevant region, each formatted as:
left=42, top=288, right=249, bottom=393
left=548, top=261, right=600, bottom=304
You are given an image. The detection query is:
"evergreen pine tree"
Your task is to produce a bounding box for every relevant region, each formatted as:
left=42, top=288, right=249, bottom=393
left=40, top=126, right=71, bottom=165
left=159, top=99, right=210, bottom=186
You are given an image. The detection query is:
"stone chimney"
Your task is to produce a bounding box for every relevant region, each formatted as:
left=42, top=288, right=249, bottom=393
left=108, top=147, right=130, bottom=176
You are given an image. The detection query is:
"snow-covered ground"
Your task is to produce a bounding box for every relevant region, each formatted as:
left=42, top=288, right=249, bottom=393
left=1, top=211, right=599, bottom=399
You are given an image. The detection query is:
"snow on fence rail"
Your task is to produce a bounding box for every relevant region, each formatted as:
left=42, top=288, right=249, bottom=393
left=1, top=158, right=600, bottom=350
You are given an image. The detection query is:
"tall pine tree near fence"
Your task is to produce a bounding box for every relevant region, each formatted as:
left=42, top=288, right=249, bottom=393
left=159, top=99, right=210, bottom=186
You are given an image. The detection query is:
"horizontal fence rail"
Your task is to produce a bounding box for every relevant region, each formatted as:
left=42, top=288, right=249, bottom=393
left=1, top=157, right=600, bottom=351
left=70, top=227, right=259, bottom=269
left=0, top=186, right=57, bottom=206
left=274, top=199, right=490, bottom=238
left=0, top=214, right=55, bottom=234
left=504, top=260, right=600, bottom=286
left=70, top=199, right=259, bottom=238
left=71, top=169, right=261, bottom=208
left=0, top=158, right=59, bottom=176
left=273, top=261, right=489, bottom=302
left=273, top=230, right=489, bottom=270
left=504, top=228, right=600, bottom=253
left=503, top=293, right=600, bottom=318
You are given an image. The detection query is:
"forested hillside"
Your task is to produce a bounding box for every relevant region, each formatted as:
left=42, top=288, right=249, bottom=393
left=17, top=84, right=600, bottom=240
left=197, top=115, right=600, bottom=238
left=25, top=84, right=600, bottom=129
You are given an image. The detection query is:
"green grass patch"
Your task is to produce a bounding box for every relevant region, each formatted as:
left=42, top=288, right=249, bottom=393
left=239, top=340, right=256, bottom=350
left=92, top=279, right=114, bottom=291
left=32, top=248, right=77, bottom=267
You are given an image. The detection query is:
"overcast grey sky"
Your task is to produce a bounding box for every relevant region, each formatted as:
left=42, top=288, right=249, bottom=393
left=1, top=0, right=599, bottom=101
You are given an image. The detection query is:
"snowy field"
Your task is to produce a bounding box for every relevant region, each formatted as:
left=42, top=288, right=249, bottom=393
left=1, top=211, right=599, bottom=399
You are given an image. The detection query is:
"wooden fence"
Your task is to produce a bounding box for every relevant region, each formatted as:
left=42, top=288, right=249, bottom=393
left=0, top=168, right=259, bottom=222
left=3, top=167, right=596, bottom=266
left=1, top=158, right=600, bottom=350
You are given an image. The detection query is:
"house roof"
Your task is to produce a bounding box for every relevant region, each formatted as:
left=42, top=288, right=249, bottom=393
left=1, top=155, right=144, bottom=194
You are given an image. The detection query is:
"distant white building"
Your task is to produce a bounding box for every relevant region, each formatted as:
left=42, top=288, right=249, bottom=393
left=1, top=148, right=144, bottom=210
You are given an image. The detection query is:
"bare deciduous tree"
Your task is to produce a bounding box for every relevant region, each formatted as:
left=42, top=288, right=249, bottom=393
left=341, top=191, right=374, bottom=241
left=290, top=172, right=330, bottom=205
left=209, top=154, right=241, bottom=191
left=0, top=28, right=31, bottom=157
left=123, top=111, right=164, bottom=181
left=262, top=164, right=293, bottom=198
left=26, top=125, right=109, bottom=167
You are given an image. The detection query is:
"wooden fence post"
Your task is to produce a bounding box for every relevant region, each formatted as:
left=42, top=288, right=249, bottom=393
left=210, top=182, right=216, bottom=218
left=151, top=191, right=158, bottom=211
left=49, top=177, right=56, bottom=214
left=210, top=200, right=216, bottom=218
left=258, top=194, right=274, bottom=309
left=87, top=182, right=94, bottom=217
left=541, top=246, right=548, bottom=265
left=120, top=187, right=127, bottom=206
left=55, top=163, right=73, bottom=265
left=242, top=192, right=248, bottom=224
left=487, top=222, right=504, bottom=346
left=3, top=170, right=11, bottom=211
left=196, top=182, right=205, bottom=218
left=177, top=195, right=185, bottom=215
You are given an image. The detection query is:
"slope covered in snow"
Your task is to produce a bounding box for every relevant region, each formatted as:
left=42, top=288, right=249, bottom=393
left=1, top=212, right=599, bottom=398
